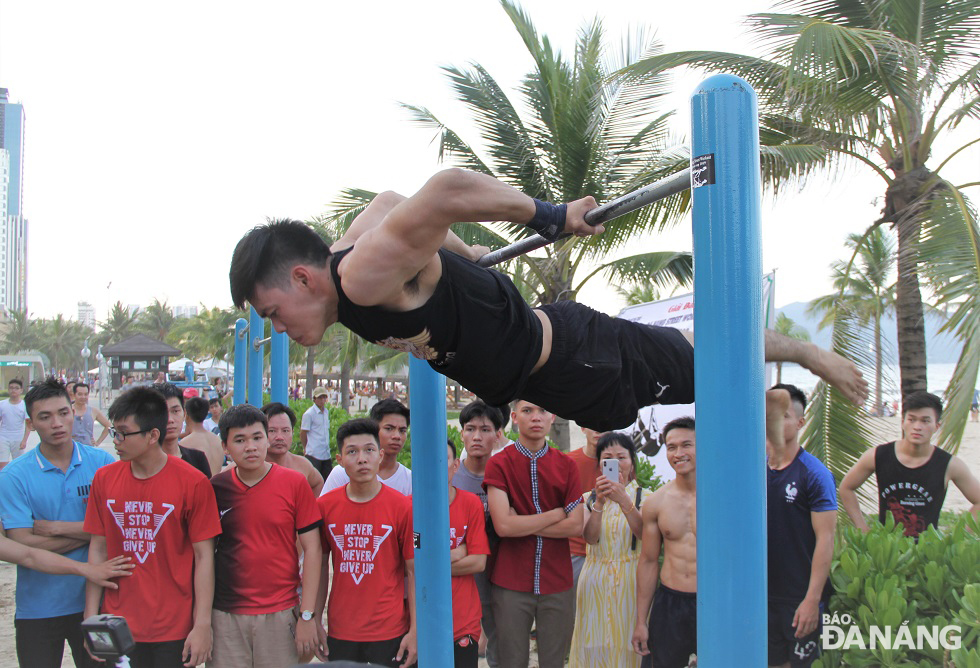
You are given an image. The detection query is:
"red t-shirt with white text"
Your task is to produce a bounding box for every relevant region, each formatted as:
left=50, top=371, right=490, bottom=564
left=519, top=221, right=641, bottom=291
left=84, top=457, right=221, bottom=642
left=212, top=464, right=322, bottom=614
left=317, top=484, right=414, bottom=642
left=449, top=488, right=489, bottom=641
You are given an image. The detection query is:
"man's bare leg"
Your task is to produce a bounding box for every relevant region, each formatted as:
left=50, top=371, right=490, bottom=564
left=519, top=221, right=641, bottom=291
left=766, top=389, right=790, bottom=449
left=678, top=330, right=868, bottom=406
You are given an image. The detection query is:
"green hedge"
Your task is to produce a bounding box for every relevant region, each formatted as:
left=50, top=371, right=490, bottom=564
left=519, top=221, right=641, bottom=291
left=814, top=513, right=980, bottom=668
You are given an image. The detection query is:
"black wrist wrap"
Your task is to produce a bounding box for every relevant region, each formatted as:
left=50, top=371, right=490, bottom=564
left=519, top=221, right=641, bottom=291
left=528, top=199, right=567, bottom=242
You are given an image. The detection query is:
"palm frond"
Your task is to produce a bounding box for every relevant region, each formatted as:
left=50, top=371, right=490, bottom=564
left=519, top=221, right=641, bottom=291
left=577, top=251, right=693, bottom=295
left=801, top=307, right=879, bottom=517
left=400, top=104, right=494, bottom=174
left=916, top=183, right=980, bottom=453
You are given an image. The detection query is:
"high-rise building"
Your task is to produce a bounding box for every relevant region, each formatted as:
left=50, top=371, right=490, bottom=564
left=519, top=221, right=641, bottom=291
left=78, top=301, right=97, bottom=330
left=0, top=88, right=28, bottom=315
left=174, top=304, right=199, bottom=319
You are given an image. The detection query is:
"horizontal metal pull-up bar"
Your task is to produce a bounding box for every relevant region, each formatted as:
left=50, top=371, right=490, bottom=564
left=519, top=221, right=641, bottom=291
left=476, top=167, right=692, bottom=268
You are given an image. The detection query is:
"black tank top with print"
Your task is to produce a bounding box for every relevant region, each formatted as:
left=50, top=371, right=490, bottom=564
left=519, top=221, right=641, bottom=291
left=875, top=441, right=951, bottom=538
left=329, top=247, right=543, bottom=405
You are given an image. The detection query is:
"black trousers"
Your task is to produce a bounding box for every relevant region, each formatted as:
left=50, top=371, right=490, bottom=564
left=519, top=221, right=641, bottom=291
left=14, top=612, right=97, bottom=668
left=305, top=454, right=333, bottom=479
left=328, top=635, right=416, bottom=668
left=127, top=640, right=186, bottom=668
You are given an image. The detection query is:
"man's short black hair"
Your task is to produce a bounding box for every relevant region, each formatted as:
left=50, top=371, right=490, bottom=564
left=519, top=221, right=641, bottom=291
left=208, top=396, right=222, bottom=406
left=229, top=219, right=332, bottom=310
left=7, top=378, right=22, bottom=389
left=370, top=399, right=410, bottom=426
left=185, top=397, right=210, bottom=423
left=448, top=439, right=457, bottom=459
left=771, top=383, right=807, bottom=416
left=153, top=382, right=185, bottom=408
left=73, top=382, right=89, bottom=393
left=25, top=377, right=72, bottom=419
left=336, top=418, right=379, bottom=451
left=661, top=416, right=695, bottom=444
left=108, top=387, right=168, bottom=447
left=219, top=404, right=269, bottom=443
left=459, top=400, right=503, bottom=431
left=261, top=401, right=297, bottom=427
left=903, top=391, right=943, bottom=421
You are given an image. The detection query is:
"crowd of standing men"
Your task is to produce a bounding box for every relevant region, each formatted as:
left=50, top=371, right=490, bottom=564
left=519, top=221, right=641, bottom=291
left=0, top=376, right=976, bottom=668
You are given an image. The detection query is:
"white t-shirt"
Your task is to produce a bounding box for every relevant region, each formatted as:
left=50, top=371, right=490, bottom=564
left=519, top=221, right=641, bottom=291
left=0, top=399, right=27, bottom=442
left=300, top=405, right=331, bottom=460
left=319, top=462, right=413, bottom=497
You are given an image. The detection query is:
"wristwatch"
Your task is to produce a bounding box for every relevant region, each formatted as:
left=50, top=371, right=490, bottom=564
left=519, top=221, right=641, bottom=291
left=300, top=610, right=315, bottom=622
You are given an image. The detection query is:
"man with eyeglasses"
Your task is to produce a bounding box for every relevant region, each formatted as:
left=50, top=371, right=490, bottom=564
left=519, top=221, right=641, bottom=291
left=84, top=386, right=221, bottom=667
left=0, top=378, right=114, bottom=668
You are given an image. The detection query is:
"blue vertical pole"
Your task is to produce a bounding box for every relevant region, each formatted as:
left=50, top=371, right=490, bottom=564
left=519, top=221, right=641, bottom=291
left=691, top=74, right=766, bottom=666
left=407, top=357, right=453, bottom=666
left=234, top=318, right=248, bottom=406
left=248, top=307, right=264, bottom=407
left=271, top=331, right=289, bottom=405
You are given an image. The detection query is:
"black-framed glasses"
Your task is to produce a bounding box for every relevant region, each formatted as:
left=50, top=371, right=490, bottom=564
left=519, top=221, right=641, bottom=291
left=109, top=427, right=151, bottom=442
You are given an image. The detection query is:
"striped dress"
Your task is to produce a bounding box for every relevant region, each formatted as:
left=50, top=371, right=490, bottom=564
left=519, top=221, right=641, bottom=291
left=569, top=480, right=646, bottom=668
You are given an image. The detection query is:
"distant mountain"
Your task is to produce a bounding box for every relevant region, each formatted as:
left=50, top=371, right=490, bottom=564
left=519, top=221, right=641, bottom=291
left=775, top=302, right=963, bottom=365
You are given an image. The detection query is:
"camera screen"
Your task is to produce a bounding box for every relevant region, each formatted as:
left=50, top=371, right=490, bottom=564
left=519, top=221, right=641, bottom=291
left=88, top=631, right=116, bottom=652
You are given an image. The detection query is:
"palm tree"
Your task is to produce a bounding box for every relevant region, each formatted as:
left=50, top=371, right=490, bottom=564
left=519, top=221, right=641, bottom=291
left=96, top=302, right=139, bottom=348
left=0, top=310, right=38, bottom=354
left=319, top=1, right=694, bottom=447
left=138, top=298, right=177, bottom=341
left=36, top=314, right=90, bottom=374
left=809, top=228, right=897, bottom=412
left=614, top=279, right=683, bottom=307
left=772, top=313, right=811, bottom=385
left=168, top=306, right=239, bottom=363
left=625, top=0, right=980, bottom=450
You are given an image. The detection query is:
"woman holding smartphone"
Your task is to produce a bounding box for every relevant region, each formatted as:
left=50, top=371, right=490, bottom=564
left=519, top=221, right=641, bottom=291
left=569, top=432, right=648, bottom=668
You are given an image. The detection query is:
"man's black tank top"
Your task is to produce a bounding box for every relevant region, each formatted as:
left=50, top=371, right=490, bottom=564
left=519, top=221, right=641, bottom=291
left=875, top=441, right=951, bottom=538
left=329, top=247, right=543, bottom=405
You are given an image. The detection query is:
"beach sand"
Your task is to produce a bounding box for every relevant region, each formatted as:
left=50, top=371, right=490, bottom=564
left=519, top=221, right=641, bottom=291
left=0, top=417, right=975, bottom=668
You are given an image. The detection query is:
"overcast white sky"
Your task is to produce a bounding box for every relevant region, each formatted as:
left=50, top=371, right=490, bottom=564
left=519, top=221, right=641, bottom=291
left=1, top=0, right=977, bottom=322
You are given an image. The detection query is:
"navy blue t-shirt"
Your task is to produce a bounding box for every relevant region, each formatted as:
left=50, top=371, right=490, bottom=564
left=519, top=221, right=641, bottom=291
left=767, top=448, right=837, bottom=603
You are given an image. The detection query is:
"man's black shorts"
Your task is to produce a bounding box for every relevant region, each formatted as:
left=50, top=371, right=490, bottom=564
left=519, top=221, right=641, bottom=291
left=523, top=301, right=695, bottom=431
left=768, top=600, right=821, bottom=667
left=642, top=584, right=697, bottom=668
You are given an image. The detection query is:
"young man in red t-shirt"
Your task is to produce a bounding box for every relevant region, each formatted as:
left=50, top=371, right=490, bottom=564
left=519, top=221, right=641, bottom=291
left=84, top=386, right=221, bottom=668
left=210, top=404, right=323, bottom=668
left=314, top=418, right=417, bottom=667
left=446, top=439, right=490, bottom=668
left=484, top=400, right=584, bottom=668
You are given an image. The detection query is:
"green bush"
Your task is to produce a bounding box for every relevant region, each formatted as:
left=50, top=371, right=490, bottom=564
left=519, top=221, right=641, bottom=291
left=815, top=512, right=980, bottom=668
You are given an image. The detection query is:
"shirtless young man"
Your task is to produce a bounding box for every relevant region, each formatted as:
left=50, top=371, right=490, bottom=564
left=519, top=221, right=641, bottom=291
left=183, top=396, right=226, bottom=476
left=230, top=169, right=867, bottom=433
left=632, top=416, right=698, bottom=668
left=261, top=402, right=324, bottom=497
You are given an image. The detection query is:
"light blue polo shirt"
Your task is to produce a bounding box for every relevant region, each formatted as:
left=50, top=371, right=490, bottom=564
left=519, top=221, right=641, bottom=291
left=0, top=442, right=114, bottom=619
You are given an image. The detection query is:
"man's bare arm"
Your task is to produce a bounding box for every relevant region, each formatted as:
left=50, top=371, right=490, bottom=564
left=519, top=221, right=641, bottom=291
left=93, top=408, right=111, bottom=446
left=535, top=504, right=584, bottom=539
left=487, top=486, right=564, bottom=537
left=342, top=169, right=600, bottom=306
left=632, top=493, right=663, bottom=656
left=839, top=449, right=877, bottom=531
left=6, top=526, right=87, bottom=554
left=33, top=520, right=90, bottom=541
left=794, top=510, right=836, bottom=638
left=947, top=456, right=980, bottom=520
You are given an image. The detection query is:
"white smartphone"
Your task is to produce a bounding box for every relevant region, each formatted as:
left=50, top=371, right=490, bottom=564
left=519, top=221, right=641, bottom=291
left=601, top=458, right=619, bottom=482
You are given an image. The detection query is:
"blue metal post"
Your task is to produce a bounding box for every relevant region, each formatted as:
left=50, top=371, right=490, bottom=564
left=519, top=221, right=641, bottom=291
left=407, top=357, right=453, bottom=665
left=248, top=307, right=264, bottom=407
left=691, top=74, right=767, bottom=666
left=271, top=330, right=289, bottom=405
left=233, top=318, right=248, bottom=406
